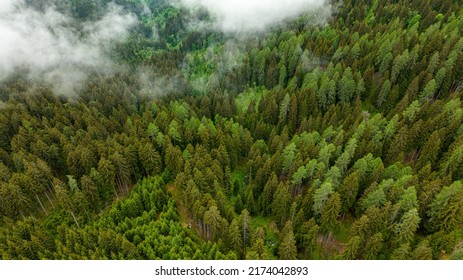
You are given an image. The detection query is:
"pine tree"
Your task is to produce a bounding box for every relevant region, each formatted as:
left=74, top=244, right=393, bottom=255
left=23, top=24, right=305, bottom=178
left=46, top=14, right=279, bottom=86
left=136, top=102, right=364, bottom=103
left=303, top=220, right=320, bottom=259
left=377, top=79, right=391, bottom=108
left=363, top=233, right=383, bottom=260
left=262, top=173, right=278, bottom=215
left=250, top=238, right=267, bottom=259
left=80, top=175, right=99, bottom=210
left=394, top=208, right=420, bottom=244
left=165, top=144, right=184, bottom=176
left=313, top=181, right=334, bottom=217
left=386, top=126, right=409, bottom=163
left=168, top=120, right=183, bottom=144
left=428, top=181, right=463, bottom=232
left=278, top=221, right=297, bottom=260
left=97, top=157, right=117, bottom=199
left=291, top=166, right=307, bottom=196
left=228, top=218, right=242, bottom=256
left=412, top=240, right=433, bottom=260
left=350, top=215, right=371, bottom=240
left=279, top=94, right=291, bottom=124
left=338, top=171, right=360, bottom=214
left=420, top=79, right=437, bottom=102
left=335, top=138, right=357, bottom=174
left=53, top=178, right=80, bottom=228
left=342, top=236, right=361, bottom=260
left=338, top=67, right=356, bottom=104
left=272, top=182, right=291, bottom=226
left=390, top=243, right=410, bottom=260
left=204, top=205, right=222, bottom=241
left=0, top=181, right=30, bottom=218
left=281, top=143, right=296, bottom=173
left=320, top=192, right=341, bottom=233
left=139, top=142, right=162, bottom=176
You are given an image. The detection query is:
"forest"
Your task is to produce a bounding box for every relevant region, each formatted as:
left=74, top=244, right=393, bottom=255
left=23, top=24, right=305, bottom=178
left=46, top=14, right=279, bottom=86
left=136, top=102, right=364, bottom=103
left=1, top=0, right=463, bottom=260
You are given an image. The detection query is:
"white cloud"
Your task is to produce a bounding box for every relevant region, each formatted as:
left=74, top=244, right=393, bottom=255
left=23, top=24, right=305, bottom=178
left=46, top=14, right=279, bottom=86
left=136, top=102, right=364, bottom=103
left=177, top=0, right=331, bottom=33
left=0, top=0, right=136, bottom=94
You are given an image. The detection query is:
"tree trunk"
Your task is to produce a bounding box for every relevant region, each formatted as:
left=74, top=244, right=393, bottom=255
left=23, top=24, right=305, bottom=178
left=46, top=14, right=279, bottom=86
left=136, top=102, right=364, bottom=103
left=36, top=194, right=48, bottom=215
left=113, top=182, right=119, bottom=199
left=45, top=191, right=55, bottom=208
left=124, top=178, right=129, bottom=194
left=70, top=211, right=80, bottom=228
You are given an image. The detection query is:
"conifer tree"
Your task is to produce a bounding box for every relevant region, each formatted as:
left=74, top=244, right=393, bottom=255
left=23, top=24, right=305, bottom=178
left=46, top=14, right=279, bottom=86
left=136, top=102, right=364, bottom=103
left=364, top=233, right=383, bottom=260
left=279, top=221, right=297, bottom=260
left=342, top=236, right=361, bottom=260
left=394, top=208, right=420, bottom=244
left=229, top=218, right=242, bottom=256
left=272, top=182, right=291, bottom=226
left=338, top=171, right=360, bottom=214
left=320, top=192, right=341, bottom=233
left=54, top=178, right=79, bottom=228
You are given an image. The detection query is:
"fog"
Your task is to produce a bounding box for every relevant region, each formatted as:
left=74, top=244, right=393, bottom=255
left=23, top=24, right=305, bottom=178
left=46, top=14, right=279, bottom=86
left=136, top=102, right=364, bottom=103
left=0, top=0, right=136, bottom=94
left=176, top=0, right=332, bottom=33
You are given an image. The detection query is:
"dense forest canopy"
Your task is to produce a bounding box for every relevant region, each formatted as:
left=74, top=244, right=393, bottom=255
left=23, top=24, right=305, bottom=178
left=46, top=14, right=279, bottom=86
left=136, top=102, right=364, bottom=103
left=1, top=0, right=463, bottom=260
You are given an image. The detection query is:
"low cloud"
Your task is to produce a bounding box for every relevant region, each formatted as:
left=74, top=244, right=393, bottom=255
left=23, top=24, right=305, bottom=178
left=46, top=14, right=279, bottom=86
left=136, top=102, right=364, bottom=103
left=0, top=0, right=136, bottom=94
left=176, top=0, right=331, bottom=33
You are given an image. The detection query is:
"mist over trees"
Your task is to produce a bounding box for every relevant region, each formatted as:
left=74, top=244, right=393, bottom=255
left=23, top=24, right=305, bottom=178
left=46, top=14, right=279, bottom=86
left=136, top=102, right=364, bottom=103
left=1, top=0, right=463, bottom=260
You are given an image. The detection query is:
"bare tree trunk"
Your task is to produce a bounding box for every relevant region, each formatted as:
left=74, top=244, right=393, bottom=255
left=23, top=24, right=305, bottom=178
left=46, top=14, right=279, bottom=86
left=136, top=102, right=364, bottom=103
left=70, top=211, right=80, bottom=228
left=124, top=179, right=129, bottom=194
left=113, top=181, right=119, bottom=199
left=45, top=191, right=55, bottom=208
left=115, top=175, right=121, bottom=194
left=36, top=194, right=48, bottom=215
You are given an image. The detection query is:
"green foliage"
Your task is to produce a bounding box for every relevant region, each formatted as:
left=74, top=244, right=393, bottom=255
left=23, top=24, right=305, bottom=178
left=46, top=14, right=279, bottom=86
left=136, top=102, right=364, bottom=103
left=394, top=209, right=421, bottom=244
left=1, top=0, right=463, bottom=260
left=313, top=182, right=334, bottom=217
left=342, top=236, right=361, bottom=260
left=364, top=233, right=383, bottom=260
left=320, top=192, right=341, bottom=233
left=278, top=222, right=297, bottom=260
left=427, top=181, right=463, bottom=232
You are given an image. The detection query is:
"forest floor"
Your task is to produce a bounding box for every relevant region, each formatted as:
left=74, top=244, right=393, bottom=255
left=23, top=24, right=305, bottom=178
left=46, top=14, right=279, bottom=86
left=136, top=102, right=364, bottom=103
left=318, top=215, right=354, bottom=258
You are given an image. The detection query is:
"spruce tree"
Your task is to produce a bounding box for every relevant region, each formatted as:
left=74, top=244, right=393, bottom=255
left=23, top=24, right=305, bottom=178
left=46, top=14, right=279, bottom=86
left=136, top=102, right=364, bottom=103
left=279, top=221, right=297, bottom=260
